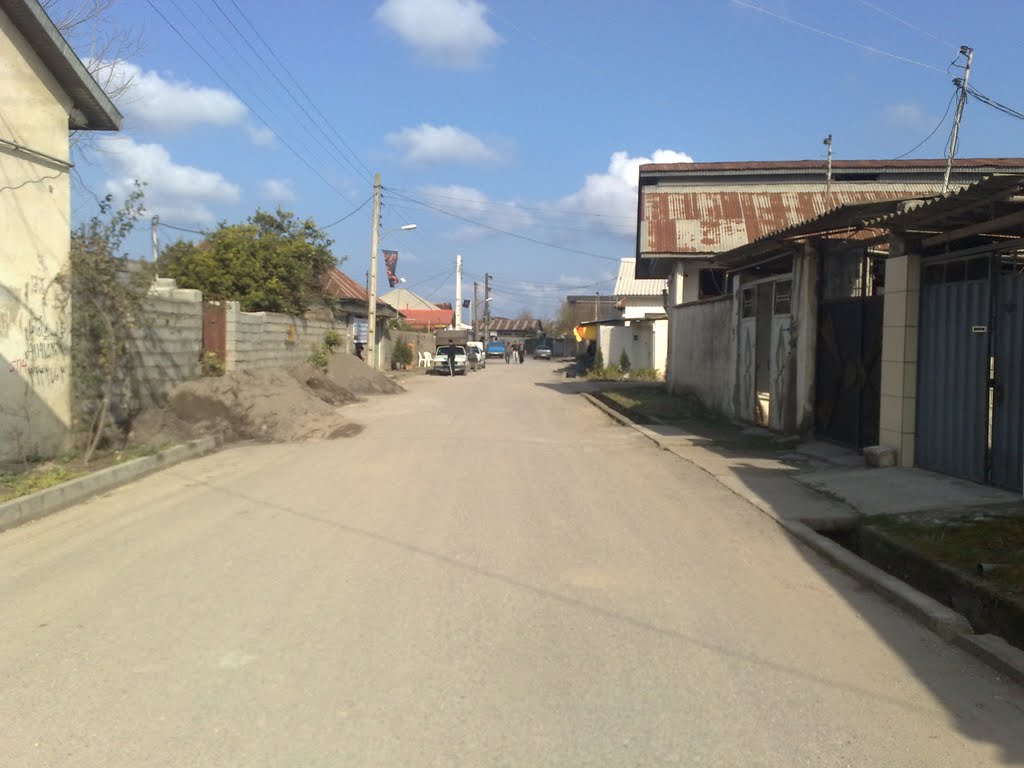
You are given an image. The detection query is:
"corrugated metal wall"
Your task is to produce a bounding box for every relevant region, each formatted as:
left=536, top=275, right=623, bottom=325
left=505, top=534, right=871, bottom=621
left=992, top=272, right=1024, bottom=491
left=916, top=276, right=990, bottom=484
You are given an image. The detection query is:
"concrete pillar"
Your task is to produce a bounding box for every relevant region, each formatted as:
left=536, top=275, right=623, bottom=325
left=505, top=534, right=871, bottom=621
left=878, top=235, right=920, bottom=467
left=669, top=262, right=685, bottom=306
left=792, top=244, right=819, bottom=434
left=223, top=301, right=240, bottom=372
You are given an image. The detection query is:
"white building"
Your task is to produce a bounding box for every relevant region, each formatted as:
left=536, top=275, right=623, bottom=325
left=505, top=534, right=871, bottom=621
left=597, top=258, right=668, bottom=375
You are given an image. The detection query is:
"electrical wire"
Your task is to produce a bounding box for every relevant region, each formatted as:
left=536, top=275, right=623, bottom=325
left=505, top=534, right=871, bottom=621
left=967, top=84, right=1024, bottom=121
left=893, top=90, right=957, bottom=159
left=226, top=0, right=373, bottom=181
left=852, top=0, right=956, bottom=51
left=385, top=188, right=621, bottom=262
left=389, top=186, right=636, bottom=221
left=322, top=196, right=372, bottom=229
left=158, top=221, right=205, bottom=235
left=146, top=0, right=362, bottom=205
left=731, top=0, right=947, bottom=74
left=208, top=0, right=371, bottom=184
left=0, top=171, right=64, bottom=193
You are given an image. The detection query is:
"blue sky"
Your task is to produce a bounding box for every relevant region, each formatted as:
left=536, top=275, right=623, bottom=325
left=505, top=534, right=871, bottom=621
left=68, top=0, right=1024, bottom=319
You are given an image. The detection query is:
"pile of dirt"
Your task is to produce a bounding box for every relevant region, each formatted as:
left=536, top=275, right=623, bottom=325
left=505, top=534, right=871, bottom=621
left=325, top=353, right=404, bottom=395
left=289, top=363, right=360, bottom=406
left=128, top=367, right=364, bottom=446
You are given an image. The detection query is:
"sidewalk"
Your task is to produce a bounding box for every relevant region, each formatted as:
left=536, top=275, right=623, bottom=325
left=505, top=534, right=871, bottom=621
left=584, top=392, right=1024, bottom=686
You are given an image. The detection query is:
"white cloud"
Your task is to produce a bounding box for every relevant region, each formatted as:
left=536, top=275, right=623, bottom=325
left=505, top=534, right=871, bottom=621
left=247, top=123, right=276, bottom=146
left=103, top=137, right=240, bottom=224
left=386, top=123, right=502, bottom=166
left=418, top=184, right=533, bottom=240
left=374, top=0, right=501, bottom=68
left=102, top=61, right=247, bottom=133
left=261, top=178, right=295, bottom=202
left=560, top=149, right=694, bottom=236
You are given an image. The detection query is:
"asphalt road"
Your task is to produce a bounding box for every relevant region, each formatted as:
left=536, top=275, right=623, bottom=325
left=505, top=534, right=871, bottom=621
left=2, top=359, right=1024, bottom=767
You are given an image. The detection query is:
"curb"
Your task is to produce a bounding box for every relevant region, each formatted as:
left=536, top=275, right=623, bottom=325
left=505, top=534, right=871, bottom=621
left=0, top=436, right=219, bottom=534
left=581, top=391, right=1022, bottom=686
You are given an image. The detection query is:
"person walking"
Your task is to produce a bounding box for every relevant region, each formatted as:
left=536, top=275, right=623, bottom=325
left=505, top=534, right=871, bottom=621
left=518, top=344, right=525, bottom=364
left=504, top=343, right=511, bottom=364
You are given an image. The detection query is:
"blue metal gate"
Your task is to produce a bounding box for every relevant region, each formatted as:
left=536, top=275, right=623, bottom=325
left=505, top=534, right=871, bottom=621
left=916, top=260, right=991, bottom=484
left=992, top=271, right=1024, bottom=491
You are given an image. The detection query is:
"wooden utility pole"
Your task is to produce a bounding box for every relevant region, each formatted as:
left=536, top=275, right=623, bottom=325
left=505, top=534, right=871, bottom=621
left=473, top=281, right=479, bottom=338
left=366, top=173, right=382, bottom=368
left=484, top=273, right=491, bottom=342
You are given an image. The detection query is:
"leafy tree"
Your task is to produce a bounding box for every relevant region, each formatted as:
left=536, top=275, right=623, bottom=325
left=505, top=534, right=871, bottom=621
left=160, top=208, right=338, bottom=315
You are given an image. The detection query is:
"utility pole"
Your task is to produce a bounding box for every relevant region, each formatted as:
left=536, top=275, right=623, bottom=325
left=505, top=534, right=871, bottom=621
left=943, top=46, right=974, bottom=195
left=151, top=215, right=159, bottom=274
left=823, top=134, right=833, bottom=202
left=484, top=273, right=491, bottom=342
left=455, top=254, right=463, bottom=329
left=594, top=291, right=599, bottom=322
left=367, top=173, right=382, bottom=368
left=473, top=281, right=479, bottom=339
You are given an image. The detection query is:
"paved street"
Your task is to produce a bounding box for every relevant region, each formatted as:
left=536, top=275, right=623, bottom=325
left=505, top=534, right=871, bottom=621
left=2, top=360, right=1023, bottom=767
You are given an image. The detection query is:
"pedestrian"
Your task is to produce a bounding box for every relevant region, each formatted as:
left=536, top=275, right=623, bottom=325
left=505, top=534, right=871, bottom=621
left=504, top=343, right=511, bottom=364
left=518, top=345, right=525, bottom=364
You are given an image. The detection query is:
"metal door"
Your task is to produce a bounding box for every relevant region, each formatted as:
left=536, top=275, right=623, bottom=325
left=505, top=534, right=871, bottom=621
left=916, top=262, right=990, bottom=483
left=991, top=271, right=1024, bottom=491
left=815, top=296, right=883, bottom=448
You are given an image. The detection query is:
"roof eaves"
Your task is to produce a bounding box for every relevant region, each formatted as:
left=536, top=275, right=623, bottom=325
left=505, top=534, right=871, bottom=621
left=1, top=0, right=122, bottom=131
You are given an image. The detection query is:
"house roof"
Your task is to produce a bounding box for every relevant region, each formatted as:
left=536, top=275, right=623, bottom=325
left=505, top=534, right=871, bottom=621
left=1, top=0, right=122, bottom=130
left=399, top=308, right=454, bottom=329
left=322, top=268, right=394, bottom=314
left=488, top=317, right=543, bottom=333
left=637, top=159, right=1024, bottom=260
left=613, top=258, right=665, bottom=297
left=380, top=287, right=438, bottom=311
left=715, top=173, right=1024, bottom=270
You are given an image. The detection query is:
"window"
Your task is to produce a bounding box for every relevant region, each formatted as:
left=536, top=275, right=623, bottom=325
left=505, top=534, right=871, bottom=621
left=699, top=269, right=727, bottom=298
left=741, top=288, right=755, bottom=318
left=773, top=280, right=792, bottom=315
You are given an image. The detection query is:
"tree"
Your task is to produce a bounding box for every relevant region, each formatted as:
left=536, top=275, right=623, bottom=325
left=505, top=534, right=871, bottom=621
left=61, top=185, right=154, bottom=461
left=159, top=208, right=338, bottom=315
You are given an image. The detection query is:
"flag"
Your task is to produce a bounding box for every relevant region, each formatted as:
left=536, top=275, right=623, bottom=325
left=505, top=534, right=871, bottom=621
left=383, top=250, right=399, bottom=288
left=462, top=299, right=471, bottom=308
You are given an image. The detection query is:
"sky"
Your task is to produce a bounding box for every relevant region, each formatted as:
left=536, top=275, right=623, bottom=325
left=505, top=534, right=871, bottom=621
left=65, top=0, right=1024, bottom=320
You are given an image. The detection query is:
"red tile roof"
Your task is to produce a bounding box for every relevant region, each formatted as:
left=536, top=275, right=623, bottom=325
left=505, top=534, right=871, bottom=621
left=399, top=308, right=455, bottom=329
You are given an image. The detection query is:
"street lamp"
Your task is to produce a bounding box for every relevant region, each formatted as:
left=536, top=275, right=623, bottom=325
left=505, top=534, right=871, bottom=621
left=366, top=171, right=416, bottom=369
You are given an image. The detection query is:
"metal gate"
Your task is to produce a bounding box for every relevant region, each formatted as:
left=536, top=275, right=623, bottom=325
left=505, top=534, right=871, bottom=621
left=202, top=301, right=227, bottom=361
left=815, top=296, right=883, bottom=448
left=992, top=271, right=1024, bottom=490
left=916, top=257, right=992, bottom=486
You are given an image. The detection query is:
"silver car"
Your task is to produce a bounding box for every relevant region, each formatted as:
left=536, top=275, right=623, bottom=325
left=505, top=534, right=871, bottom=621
left=533, top=344, right=552, bottom=360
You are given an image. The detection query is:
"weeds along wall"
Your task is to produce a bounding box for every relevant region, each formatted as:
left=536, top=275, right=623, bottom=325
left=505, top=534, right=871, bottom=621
left=222, top=301, right=349, bottom=373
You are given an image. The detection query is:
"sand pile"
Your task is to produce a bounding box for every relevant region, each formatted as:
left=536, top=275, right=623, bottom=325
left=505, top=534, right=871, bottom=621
left=326, top=353, right=404, bottom=395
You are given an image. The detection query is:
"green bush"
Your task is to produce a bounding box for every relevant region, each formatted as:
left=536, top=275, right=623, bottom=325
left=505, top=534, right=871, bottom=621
left=308, top=343, right=331, bottom=372
left=619, top=349, right=631, bottom=371
left=595, top=347, right=604, bottom=370
left=392, top=340, right=414, bottom=368
left=323, top=330, right=344, bottom=351
left=200, top=350, right=225, bottom=377
left=631, top=368, right=662, bottom=381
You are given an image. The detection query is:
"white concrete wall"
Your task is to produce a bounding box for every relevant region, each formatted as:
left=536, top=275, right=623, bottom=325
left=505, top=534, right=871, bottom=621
left=0, top=8, right=77, bottom=460
left=224, top=302, right=349, bottom=372
left=667, top=296, right=736, bottom=417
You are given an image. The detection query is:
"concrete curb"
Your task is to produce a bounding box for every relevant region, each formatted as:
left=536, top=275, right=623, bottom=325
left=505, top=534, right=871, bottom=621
left=582, top=391, right=1022, bottom=686
left=0, top=436, right=219, bottom=534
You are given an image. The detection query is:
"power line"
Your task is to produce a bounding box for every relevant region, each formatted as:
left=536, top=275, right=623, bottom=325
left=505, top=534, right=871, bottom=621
left=322, top=196, right=372, bottom=229
left=731, top=0, right=947, bottom=74
left=146, top=0, right=362, bottom=205
left=967, top=84, right=1024, bottom=122
left=852, top=0, right=956, bottom=51
left=207, top=0, right=372, bottom=184
left=893, top=90, right=957, bottom=159
left=226, top=0, right=374, bottom=182
left=389, top=186, right=636, bottom=221
left=386, top=188, right=621, bottom=262
left=158, top=221, right=205, bottom=235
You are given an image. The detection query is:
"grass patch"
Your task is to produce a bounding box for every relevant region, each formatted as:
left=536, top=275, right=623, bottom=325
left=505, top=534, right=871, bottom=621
left=867, top=512, right=1024, bottom=605
left=0, top=444, right=169, bottom=504
left=598, top=386, right=788, bottom=453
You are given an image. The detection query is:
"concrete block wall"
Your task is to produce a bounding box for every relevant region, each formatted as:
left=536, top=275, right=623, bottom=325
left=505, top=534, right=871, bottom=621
left=129, top=280, right=203, bottom=405
left=223, top=302, right=349, bottom=372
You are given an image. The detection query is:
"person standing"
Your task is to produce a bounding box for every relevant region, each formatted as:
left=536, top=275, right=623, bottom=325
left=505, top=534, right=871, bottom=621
left=504, top=343, right=511, bottom=364
left=518, top=344, right=525, bottom=364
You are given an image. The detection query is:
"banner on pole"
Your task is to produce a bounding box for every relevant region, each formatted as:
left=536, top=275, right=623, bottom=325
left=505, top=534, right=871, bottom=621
left=383, top=250, right=399, bottom=288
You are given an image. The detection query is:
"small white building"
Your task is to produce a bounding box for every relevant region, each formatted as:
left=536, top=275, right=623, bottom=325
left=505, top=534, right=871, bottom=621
left=1, top=0, right=122, bottom=461
left=597, top=258, right=668, bottom=374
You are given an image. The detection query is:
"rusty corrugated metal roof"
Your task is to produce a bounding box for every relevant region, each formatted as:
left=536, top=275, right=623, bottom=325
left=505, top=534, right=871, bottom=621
left=640, top=158, right=1024, bottom=174
left=488, top=317, right=543, bottom=333
left=323, top=268, right=369, bottom=302
left=640, top=183, right=968, bottom=256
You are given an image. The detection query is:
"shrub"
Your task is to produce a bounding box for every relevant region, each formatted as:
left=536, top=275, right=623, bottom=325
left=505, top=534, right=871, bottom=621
left=392, top=340, right=414, bottom=368
left=595, top=347, right=604, bottom=370
left=619, top=349, right=631, bottom=371
left=308, top=343, right=331, bottom=372
left=631, top=367, right=662, bottom=381
left=323, top=329, right=344, bottom=351
left=200, top=350, right=225, bottom=377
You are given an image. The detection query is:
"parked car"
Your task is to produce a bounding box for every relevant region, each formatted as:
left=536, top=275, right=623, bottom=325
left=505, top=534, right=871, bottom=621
left=432, top=345, right=468, bottom=376
left=466, top=341, right=486, bottom=368
left=533, top=343, right=552, bottom=360
left=485, top=340, right=506, bottom=359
